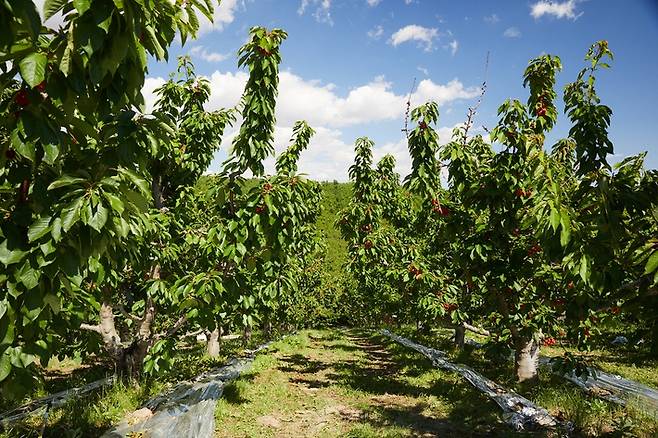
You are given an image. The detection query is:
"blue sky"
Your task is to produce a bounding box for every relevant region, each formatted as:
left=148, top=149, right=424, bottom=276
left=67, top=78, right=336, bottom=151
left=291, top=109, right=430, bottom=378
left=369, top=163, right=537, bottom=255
left=58, top=0, right=658, bottom=180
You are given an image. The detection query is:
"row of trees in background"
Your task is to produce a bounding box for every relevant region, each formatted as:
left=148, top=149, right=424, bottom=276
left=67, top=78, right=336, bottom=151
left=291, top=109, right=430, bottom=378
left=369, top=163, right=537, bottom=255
left=1, top=0, right=324, bottom=399
left=338, top=41, right=658, bottom=382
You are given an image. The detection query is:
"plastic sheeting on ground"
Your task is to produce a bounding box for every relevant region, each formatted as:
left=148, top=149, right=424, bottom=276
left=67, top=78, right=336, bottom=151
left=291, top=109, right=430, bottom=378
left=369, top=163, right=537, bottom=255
left=381, top=330, right=573, bottom=434
left=0, top=375, right=116, bottom=425
left=465, top=338, right=658, bottom=415
left=102, top=340, right=275, bottom=438
left=537, top=357, right=658, bottom=415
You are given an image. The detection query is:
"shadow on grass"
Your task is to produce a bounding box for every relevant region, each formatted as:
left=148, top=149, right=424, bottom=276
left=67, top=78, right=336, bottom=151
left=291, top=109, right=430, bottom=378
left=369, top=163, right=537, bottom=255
left=264, top=328, right=517, bottom=436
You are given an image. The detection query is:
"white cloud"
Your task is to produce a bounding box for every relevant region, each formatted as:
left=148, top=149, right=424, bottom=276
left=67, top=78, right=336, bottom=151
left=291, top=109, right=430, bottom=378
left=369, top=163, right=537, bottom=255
left=484, top=14, right=500, bottom=24
left=190, top=46, right=229, bottom=63
left=142, top=77, right=166, bottom=113
left=198, top=0, right=242, bottom=33
left=367, top=0, right=382, bottom=6
left=148, top=69, right=479, bottom=181
left=298, top=0, right=333, bottom=25
left=390, top=25, right=439, bottom=51
left=417, top=66, right=429, bottom=76
left=503, top=27, right=521, bottom=38
left=367, top=25, right=384, bottom=40
left=530, top=0, right=582, bottom=20
left=448, top=39, right=458, bottom=55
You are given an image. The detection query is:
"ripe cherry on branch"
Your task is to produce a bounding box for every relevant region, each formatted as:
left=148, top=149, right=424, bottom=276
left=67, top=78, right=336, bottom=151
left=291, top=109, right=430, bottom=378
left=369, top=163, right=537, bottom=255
left=419, top=121, right=428, bottom=130
left=543, top=337, right=556, bottom=347
left=14, top=89, right=30, bottom=107
left=364, top=240, right=373, bottom=250
left=255, top=205, right=266, bottom=214
left=35, top=81, right=47, bottom=93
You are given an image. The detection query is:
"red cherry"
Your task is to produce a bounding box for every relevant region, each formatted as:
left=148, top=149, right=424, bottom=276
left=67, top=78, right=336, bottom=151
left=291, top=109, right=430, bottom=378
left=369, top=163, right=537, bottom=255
left=263, top=183, right=273, bottom=192
left=255, top=205, right=266, bottom=214
left=5, top=148, right=16, bottom=160
left=584, top=328, right=591, bottom=338
left=14, top=89, right=30, bottom=107
left=611, top=306, right=621, bottom=315
left=543, top=337, right=556, bottom=347
left=536, top=106, right=547, bottom=117
left=35, top=81, right=46, bottom=93
left=567, top=281, right=574, bottom=290
left=515, top=188, right=525, bottom=197
left=419, top=121, right=427, bottom=130
left=364, top=240, right=373, bottom=250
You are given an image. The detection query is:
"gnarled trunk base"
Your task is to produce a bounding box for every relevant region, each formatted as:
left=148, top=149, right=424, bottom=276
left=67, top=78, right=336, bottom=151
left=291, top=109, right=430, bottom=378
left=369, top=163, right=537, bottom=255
left=514, top=337, right=540, bottom=383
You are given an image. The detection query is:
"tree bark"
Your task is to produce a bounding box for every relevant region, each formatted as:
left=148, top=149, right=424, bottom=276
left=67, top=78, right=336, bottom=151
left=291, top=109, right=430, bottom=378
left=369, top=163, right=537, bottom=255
left=207, top=327, right=222, bottom=357
left=514, top=336, right=540, bottom=383
left=242, top=326, right=252, bottom=346
left=454, top=324, right=466, bottom=349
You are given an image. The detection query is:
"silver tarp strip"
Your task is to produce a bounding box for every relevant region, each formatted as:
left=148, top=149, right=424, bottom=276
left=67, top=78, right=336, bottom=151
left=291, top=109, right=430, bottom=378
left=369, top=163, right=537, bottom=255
left=381, top=329, right=572, bottom=433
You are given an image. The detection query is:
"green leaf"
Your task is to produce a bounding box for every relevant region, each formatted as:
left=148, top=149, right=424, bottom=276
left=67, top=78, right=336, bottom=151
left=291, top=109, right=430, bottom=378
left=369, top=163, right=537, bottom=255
left=48, top=175, right=85, bottom=190
left=12, top=130, right=35, bottom=162
left=549, top=206, right=560, bottom=231
left=72, top=0, right=91, bottom=15
left=559, top=211, right=571, bottom=247
left=19, top=266, right=40, bottom=290
left=644, top=251, right=658, bottom=275
left=119, top=167, right=150, bottom=196
left=103, top=192, right=124, bottom=214
left=89, top=204, right=109, bottom=231
left=19, top=52, right=47, bottom=88
left=43, top=0, right=67, bottom=20
left=61, top=198, right=83, bottom=232
left=43, top=294, right=61, bottom=314
left=42, top=143, right=60, bottom=165
left=28, top=217, right=51, bottom=242
left=0, top=352, right=11, bottom=382
left=0, top=241, right=28, bottom=267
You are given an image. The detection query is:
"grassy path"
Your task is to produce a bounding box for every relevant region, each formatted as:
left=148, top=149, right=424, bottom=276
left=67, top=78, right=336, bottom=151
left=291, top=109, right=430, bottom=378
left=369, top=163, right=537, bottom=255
left=214, top=329, right=514, bottom=437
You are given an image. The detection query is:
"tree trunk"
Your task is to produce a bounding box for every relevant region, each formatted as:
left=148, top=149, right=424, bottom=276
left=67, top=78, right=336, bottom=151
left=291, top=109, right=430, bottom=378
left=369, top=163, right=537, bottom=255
left=242, top=326, right=252, bottom=346
left=207, top=327, right=222, bottom=357
left=514, top=336, right=540, bottom=383
left=119, top=299, right=156, bottom=378
left=454, top=324, right=466, bottom=349
left=263, top=319, right=273, bottom=339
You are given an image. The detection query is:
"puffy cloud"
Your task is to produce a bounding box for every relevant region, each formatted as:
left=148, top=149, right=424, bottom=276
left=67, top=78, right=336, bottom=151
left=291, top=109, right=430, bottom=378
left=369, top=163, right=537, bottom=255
left=142, top=77, right=166, bottom=113
left=145, top=69, right=479, bottom=181
left=190, top=46, right=229, bottom=63
left=366, top=0, right=382, bottom=6
left=367, top=25, right=385, bottom=40
left=198, top=0, right=242, bottom=33
left=530, top=0, right=582, bottom=20
left=390, top=25, right=439, bottom=52
left=503, top=27, right=521, bottom=38
left=298, top=0, right=333, bottom=25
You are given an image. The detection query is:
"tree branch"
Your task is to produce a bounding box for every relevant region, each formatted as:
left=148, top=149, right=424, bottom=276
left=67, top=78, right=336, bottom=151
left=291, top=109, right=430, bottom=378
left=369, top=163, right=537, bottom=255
left=80, top=323, right=102, bottom=334
left=117, top=304, right=141, bottom=322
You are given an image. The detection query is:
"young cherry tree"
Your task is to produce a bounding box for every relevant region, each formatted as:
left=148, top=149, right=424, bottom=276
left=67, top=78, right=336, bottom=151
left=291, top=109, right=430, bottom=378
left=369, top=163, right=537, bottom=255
left=0, top=0, right=214, bottom=396
left=74, top=56, right=234, bottom=376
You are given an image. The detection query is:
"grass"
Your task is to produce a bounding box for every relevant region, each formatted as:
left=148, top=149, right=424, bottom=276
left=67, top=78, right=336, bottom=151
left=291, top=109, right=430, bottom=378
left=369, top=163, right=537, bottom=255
left=391, top=326, right=658, bottom=437
left=3, top=327, right=657, bottom=437
left=0, top=335, right=266, bottom=438
left=214, top=329, right=525, bottom=437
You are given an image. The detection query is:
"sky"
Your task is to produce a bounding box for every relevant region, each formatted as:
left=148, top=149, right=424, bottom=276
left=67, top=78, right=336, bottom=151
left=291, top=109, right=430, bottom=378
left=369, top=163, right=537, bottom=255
left=41, top=0, right=658, bottom=181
